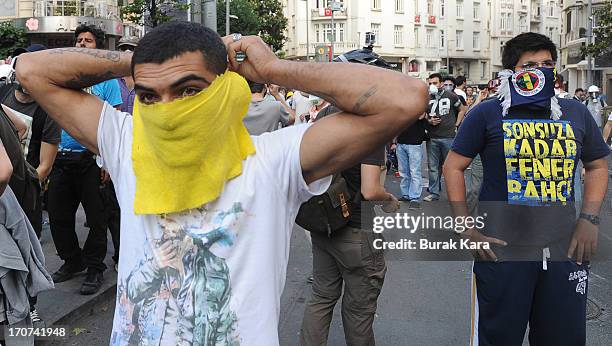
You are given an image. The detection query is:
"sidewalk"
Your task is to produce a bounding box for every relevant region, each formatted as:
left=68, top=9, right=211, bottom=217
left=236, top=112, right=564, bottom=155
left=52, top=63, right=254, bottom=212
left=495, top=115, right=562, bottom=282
left=35, top=207, right=118, bottom=327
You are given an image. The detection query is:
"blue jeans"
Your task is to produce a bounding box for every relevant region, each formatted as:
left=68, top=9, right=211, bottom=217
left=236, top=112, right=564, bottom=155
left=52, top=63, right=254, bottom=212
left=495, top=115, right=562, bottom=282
left=426, top=138, right=454, bottom=197
left=396, top=143, right=423, bottom=200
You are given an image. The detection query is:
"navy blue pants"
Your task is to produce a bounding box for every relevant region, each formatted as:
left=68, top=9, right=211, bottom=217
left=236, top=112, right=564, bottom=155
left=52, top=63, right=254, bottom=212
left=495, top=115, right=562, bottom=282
left=471, top=261, right=588, bottom=346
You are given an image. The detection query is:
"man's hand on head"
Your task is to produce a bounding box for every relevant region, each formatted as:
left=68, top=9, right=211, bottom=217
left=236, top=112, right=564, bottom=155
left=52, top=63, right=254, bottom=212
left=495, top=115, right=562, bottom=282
left=222, top=35, right=278, bottom=83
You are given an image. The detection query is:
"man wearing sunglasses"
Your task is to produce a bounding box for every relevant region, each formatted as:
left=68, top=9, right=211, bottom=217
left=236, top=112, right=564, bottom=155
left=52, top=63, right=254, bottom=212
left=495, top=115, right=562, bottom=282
left=444, top=32, right=609, bottom=345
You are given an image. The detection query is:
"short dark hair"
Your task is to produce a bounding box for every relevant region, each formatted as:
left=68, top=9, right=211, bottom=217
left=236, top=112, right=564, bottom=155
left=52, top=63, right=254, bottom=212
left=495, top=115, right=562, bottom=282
left=428, top=73, right=442, bottom=82
left=575, top=88, right=584, bottom=93
left=442, top=76, right=456, bottom=85
left=74, top=24, right=105, bottom=48
left=248, top=80, right=265, bottom=94
left=132, top=22, right=227, bottom=77
left=455, top=75, right=466, bottom=86
left=502, top=33, right=557, bottom=70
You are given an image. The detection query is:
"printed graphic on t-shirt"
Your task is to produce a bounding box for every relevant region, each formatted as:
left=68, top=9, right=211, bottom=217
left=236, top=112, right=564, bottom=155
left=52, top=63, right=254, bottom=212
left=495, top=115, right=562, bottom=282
left=111, top=203, right=245, bottom=345
left=428, top=98, right=452, bottom=117
left=503, top=119, right=577, bottom=205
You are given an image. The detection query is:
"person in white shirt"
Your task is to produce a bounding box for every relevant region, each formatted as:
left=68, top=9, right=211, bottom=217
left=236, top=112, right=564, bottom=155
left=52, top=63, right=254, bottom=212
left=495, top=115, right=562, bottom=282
left=13, top=22, right=428, bottom=345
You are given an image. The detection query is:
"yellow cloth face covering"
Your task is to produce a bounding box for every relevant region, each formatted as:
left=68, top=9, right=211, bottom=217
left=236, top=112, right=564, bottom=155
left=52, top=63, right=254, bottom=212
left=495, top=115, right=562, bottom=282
left=132, top=71, right=256, bottom=215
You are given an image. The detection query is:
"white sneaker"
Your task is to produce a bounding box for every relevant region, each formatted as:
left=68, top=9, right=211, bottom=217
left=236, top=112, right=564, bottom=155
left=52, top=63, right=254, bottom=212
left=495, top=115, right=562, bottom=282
left=423, top=194, right=439, bottom=202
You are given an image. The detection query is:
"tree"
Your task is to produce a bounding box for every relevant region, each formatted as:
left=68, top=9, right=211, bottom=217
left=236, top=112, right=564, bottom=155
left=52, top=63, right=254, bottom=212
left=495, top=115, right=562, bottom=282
left=583, top=1, right=612, bottom=58
left=121, top=0, right=189, bottom=28
left=216, top=0, right=261, bottom=37
left=251, top=0, right=288, bottom=53
left=0, top=21, right=27, bottom=59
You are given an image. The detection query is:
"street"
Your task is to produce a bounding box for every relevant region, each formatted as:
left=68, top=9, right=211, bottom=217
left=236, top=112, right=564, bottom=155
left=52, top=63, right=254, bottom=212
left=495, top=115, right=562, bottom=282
left=39, top=168, right=612, bottom=346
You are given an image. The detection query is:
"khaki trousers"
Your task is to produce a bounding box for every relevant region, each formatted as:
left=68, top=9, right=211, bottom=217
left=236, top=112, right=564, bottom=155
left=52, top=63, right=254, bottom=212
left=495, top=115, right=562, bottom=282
left=300, top=227, right=386, bottom=346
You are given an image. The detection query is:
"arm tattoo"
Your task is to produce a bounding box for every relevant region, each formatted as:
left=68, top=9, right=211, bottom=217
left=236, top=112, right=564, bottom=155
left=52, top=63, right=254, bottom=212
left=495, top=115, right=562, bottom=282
left=65, top=71, right=118, bottom=89
left=352, top=86, right=378, bottom=114
left=48, top=48, right=121, bottom=62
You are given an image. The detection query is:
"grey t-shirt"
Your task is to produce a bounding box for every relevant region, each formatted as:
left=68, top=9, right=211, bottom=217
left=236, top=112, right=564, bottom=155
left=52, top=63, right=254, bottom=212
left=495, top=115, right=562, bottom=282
left=426, top=90, right=462, bottom=139
left=243, top=99, right=289, bottom=136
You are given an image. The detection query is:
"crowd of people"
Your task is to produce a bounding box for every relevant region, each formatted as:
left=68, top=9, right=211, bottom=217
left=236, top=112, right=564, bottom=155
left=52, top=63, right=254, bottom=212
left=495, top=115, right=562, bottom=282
left=0, top=22, right=610, bottom=346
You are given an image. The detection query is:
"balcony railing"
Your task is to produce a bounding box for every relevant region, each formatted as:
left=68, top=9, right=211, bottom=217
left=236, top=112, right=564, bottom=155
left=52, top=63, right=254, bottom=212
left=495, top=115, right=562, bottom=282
left=34, top=1, right=120, bottom=19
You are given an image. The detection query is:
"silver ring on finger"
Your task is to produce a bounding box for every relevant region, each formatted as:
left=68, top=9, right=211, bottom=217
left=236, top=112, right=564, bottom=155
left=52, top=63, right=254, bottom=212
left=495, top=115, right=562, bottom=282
left=232, top=33, right=242, bottom=42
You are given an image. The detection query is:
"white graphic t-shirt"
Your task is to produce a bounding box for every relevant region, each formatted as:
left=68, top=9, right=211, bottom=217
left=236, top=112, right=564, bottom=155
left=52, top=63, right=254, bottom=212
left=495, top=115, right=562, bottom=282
left=97, top=103, right=331, bottom=346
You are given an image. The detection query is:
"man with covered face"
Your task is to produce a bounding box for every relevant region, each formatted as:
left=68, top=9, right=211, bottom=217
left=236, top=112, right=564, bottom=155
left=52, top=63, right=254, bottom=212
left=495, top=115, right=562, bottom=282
left=12, top=22, right=427, bottom=345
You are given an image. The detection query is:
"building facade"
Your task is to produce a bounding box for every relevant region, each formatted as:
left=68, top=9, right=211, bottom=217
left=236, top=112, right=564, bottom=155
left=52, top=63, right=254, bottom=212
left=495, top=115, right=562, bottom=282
left=560, top=0, right=611, bottom=100
left=0, top=0, right=134, bottom=49
left=283, top=0, right=564, bottom=86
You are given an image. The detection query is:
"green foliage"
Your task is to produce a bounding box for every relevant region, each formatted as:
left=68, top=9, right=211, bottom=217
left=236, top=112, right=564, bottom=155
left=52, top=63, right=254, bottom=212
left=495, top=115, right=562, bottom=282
left=121, top=0, right=190, bottom=28
left=251, top=0, right=288, bottom=53
left=216, top=0, right=261, bottom=36
left=0, top=21, right=27, bottom=59
left=583, top=1, right=612, bottom=58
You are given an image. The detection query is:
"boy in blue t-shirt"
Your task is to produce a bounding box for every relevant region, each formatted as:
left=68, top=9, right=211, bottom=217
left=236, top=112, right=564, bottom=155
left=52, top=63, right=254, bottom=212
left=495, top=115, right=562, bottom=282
left=444, top=33, right=610, bottom=345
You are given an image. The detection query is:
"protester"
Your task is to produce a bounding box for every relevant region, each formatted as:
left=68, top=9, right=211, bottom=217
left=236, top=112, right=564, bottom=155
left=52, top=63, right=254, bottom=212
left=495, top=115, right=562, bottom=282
left=554, top=74, right=569, bottom=98
left=243, top=80, right=294, bottom=135
left=584, top=85, right=608, bottom=129
left=47, top=24, right=122, bottom=295
left=444, top=32, right=610, bottom=345
left=116, top=37, right=138, bottom=114
left=454, top=75, right=468, bottom=102
left=301, top=47, right=400, bottom=346
left=573, top=87, right=586, bottom=102
left=424, top=73, right=466, bottom=202
left=291, top=90, right=312, bottom=124
left=14, top=22, right=427, bottom=344
left=395, top=113, right=426, bottom=208
left=307, top=95, right=330, bottom=122
left=465, top=85, right=477, bottom=107
left=603, top=111, right=612, bottom=145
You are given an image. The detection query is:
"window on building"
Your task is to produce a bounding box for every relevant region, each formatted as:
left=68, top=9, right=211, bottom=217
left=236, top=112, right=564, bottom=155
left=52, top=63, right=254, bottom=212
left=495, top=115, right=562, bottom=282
left=314, top=24, right=321, bottom=42
left=317, top=0, right=345, bottom=9
left=456, top=30, right=463, bottom=49
left=464, top=62, right=471, bottom=78
left=473, top=3, right=479, bottom=19
left=372, top=0, right=381, bottom=10
left=548, top=1, right=554, bottom=17
left=395, top=0, right=404, bottom=12
left=441, top=0, right=445, bottom=17
left=414, top=27, right=420, bottom=47
left=427, top=29, right=434, bottom=47
left=520, top=15, right=528, bottom=32
left=547, top=26, right=554, bottom=38
left=457, top=1, right=463, bottom=18
left=427, top=0, right=433, bottom=15
left=566, top=11, right=572, bottom=34
left=426, top=61, right=436, bottom=71
left=323, top=23, right=333, bottom=42
left=481, top=61, right=487, bottom=79
left=371, top=23, right=381, bottom=44
left=338, top=23, right=345, bottom=42
left=441, top=29, right=445, bottom=47
left=394, top=25, right=404, bottom=46
left=501, top=13, right=513, bottom=31
left=473, top=31, right=480, bottom=49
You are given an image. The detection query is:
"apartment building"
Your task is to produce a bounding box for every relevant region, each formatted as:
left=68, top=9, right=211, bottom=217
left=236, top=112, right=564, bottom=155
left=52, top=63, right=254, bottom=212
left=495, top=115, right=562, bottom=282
left=0, top=0, right=132, bottom=49
left=560, top=0, right=611, bottom=99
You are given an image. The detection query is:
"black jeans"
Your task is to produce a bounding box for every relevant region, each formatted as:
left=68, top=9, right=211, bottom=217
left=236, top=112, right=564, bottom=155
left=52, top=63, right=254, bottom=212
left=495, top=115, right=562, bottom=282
left=102, top=180, right=120, bottom=264
left=48, top=152, right=108, bottom=272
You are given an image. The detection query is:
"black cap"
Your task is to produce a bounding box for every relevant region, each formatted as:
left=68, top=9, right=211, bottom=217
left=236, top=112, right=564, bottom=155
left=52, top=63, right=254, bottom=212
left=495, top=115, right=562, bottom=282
left=12, top=44, right=47, bottom=57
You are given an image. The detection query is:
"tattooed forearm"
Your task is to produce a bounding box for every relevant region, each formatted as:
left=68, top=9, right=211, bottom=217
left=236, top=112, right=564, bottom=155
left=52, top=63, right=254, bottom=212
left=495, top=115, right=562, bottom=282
left=48, top=48, right=121, bottom=62
left=64, top=71, right=119, bottom=89
left=352, top=86, right=377, bottom=114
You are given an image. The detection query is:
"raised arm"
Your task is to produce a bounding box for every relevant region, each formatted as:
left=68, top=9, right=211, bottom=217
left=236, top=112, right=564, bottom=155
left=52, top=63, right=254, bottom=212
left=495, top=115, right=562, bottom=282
left=225, top=37, right=428, bottom=184
left=14, top=49, right=132, bottom=154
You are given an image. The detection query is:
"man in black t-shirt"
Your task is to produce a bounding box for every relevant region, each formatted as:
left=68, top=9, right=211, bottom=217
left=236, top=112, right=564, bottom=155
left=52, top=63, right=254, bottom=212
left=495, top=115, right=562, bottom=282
left=394, top=115, right=426, bottom=208
left=301, top=49, right=400, bottom=345
left=0, top=83, right=60, bottom=182
left=424, top=73, right=466, bottom=202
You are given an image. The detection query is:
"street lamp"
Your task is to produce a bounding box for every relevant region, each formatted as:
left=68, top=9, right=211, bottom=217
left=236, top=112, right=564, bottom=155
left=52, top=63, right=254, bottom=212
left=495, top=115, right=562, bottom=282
left=226, top=0, right=230, bottom=35
left=301, top=0, right=310, bottom=61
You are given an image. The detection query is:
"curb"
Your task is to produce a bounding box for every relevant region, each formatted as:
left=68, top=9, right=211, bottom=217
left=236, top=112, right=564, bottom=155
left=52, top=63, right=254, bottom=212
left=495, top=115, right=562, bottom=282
left=49, top=283, right=117, bottom=327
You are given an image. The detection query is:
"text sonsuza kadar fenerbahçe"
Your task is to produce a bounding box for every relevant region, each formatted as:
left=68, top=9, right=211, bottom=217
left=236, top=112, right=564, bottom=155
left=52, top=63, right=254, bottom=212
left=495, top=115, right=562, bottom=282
left=503, top=119, right=577, bottom=205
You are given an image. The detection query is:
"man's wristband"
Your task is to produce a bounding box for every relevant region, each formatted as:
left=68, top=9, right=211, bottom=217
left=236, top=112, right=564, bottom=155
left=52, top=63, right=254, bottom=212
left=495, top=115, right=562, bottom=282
left=579, top=213, right=600, bottom=226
